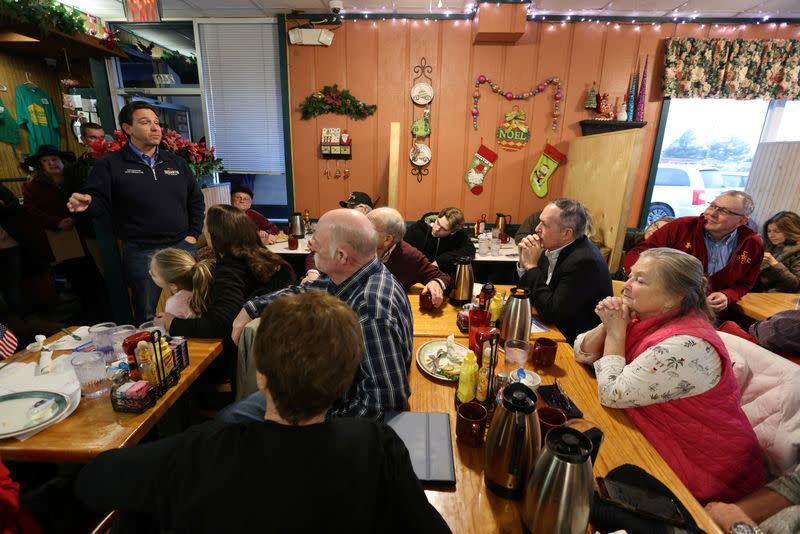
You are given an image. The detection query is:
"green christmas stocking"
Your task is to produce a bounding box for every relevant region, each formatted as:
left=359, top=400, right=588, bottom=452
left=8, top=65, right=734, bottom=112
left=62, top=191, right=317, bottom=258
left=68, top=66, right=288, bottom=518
left=464, top=143, right=498, bottom=195
left=529, top=144, right=567, bottom=198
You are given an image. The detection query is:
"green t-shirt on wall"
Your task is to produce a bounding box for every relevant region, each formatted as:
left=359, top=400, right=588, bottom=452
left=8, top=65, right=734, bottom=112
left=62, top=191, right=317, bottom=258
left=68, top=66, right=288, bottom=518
left=0, top=95, right=21, bottom=146
left=15, top=85, right=60, bottom=153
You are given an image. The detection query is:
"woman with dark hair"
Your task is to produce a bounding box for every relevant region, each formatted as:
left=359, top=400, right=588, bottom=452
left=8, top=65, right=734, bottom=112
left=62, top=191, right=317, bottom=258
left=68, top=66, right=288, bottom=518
left=574, top=248, right=764, bottom=504
left=755, top=211, right=800, bottom=293
left=154, top=204, right=295, bottom=339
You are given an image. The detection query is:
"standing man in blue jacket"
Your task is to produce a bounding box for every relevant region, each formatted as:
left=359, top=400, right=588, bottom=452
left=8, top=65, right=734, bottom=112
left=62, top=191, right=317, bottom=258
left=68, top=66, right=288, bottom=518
left=67, top=102, right=204, bottom=323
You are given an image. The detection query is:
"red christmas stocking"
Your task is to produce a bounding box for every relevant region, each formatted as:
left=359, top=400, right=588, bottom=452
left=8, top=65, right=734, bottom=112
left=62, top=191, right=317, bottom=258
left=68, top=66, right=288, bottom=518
left=464, top=144, right=498, bottom=195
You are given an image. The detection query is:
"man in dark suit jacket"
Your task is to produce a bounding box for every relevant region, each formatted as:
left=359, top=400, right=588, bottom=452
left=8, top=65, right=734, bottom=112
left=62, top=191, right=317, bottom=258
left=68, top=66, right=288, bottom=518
left=517, top=198, right=612, bottom=344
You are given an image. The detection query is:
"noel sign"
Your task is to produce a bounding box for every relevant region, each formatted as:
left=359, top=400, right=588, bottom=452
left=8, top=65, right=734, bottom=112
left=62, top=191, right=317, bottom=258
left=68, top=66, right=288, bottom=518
left=496, top=109, right=529, bottom=152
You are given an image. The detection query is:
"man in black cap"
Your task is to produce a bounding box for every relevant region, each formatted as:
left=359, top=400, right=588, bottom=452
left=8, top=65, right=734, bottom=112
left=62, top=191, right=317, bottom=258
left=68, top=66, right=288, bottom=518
left=339, top=192, right=374, bottom=213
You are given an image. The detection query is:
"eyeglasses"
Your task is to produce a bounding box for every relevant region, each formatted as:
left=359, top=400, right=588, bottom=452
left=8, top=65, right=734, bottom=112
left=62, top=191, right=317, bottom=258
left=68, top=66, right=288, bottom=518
left=706, top=202, right=745, bottom=218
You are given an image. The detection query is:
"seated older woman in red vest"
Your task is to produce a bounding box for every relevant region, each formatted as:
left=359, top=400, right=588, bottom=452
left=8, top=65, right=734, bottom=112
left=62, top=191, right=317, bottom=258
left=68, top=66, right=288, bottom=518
left=573, top=247, right=764, bottom=504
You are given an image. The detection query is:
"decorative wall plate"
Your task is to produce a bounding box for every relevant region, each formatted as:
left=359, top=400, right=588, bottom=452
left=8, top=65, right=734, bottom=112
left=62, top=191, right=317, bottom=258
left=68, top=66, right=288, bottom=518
left=410, top=143, right=432, bottom=166
left=411, top=82, right=434, bottom=105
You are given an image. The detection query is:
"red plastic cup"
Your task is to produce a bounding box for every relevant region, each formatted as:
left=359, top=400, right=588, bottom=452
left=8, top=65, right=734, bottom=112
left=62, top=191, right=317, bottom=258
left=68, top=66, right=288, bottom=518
left=288, top=236, right=299, bottom=250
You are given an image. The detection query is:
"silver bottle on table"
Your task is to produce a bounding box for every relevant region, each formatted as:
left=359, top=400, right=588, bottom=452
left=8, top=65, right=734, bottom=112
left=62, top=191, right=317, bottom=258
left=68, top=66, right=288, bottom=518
left=522, top=426, right=594, bottom=534
left=500, top=287, right=531, bottom=342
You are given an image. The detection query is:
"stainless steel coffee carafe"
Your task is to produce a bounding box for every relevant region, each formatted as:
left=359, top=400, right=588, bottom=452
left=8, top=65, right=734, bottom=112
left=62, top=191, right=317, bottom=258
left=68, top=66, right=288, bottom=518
left=288, top=212, right=304, bottom=237
left=500, top=287, right=531, bottom=342
left=449, top=257, right=475, bottom=306
left=484, top=383, right=541, bottom=499
left=522, top=427, right=594, bottom=534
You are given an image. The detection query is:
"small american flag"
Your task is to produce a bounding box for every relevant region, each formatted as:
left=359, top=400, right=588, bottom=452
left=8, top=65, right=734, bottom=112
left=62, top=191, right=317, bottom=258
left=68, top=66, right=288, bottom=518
left=0, top=323, right=18, bottom=359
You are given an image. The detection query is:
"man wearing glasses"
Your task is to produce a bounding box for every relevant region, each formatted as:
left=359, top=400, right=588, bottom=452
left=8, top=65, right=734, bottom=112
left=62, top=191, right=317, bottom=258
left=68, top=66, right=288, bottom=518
left=624, top=191, right=763, bottom=314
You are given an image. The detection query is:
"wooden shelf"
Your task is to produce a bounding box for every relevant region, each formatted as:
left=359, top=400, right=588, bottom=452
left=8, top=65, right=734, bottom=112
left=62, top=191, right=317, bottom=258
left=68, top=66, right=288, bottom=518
left=0, top=19, right=127, bottom=59
left=579, top=120, right=647, bottom=136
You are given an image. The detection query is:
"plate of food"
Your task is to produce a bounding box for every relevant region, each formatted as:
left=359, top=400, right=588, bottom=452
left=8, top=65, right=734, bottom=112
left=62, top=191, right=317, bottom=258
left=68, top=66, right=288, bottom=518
left=273, top=232, right=288, bottom=243
left=0, top=391, right=70, bottom=440
left=416, top=335, right=469, bottom=382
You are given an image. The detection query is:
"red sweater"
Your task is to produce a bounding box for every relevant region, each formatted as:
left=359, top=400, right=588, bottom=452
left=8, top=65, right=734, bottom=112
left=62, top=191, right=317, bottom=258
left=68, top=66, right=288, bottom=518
left=623, top=216, right=763, bottom=304
left=624, top=312, right=765, bottom=504
left=384, top=241, right=452, bottom=291
left=245, top=209, right=279, bottom=234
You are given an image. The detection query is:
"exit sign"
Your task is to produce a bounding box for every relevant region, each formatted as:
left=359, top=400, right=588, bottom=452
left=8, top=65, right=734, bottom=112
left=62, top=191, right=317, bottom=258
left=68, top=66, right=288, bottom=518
left=124, top=0, right=162, bottom=22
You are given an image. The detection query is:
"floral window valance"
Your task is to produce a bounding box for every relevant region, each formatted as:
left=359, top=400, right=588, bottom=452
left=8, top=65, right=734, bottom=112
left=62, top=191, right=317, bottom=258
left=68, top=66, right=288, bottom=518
left=663, top=37, right=800, bottom=100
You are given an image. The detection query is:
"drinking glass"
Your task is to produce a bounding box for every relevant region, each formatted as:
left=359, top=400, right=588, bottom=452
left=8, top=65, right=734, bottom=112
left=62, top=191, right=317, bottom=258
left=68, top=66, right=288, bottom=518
left=71, top=352, right=110, bottom=398
left=88, top=322, right=116, bottom=361
left=478, top=235, right=490, bottom=256
left=110, top=325, right=136, bottom=363
left=491, top=227, right=500, bottom=239
left=138, top=321, right=167, bottom=336
left=490, top=239, right=501, bottom=256
left=504, top=339, right=531, bottom=374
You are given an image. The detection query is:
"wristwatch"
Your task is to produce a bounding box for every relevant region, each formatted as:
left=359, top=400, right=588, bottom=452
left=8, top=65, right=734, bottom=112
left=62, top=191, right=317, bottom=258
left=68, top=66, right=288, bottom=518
left=730, top=521, right=764, bottom=534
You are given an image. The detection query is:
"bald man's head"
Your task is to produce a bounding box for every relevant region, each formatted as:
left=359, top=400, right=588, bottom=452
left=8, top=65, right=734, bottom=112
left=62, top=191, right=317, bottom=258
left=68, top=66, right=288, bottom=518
left=367, top=207, right=406, bottom=243
left=317, top=208, right=378, bottom=265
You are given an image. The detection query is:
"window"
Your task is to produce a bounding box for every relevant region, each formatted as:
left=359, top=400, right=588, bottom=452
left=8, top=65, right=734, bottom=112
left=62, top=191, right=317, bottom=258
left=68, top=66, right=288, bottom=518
left=197, top=22, right=285, bottom=174
left=643, top=99, right=769, bottom=225
left=775, top=100, right=800, bottom=142
left=655, top=168, right=690, bottom=186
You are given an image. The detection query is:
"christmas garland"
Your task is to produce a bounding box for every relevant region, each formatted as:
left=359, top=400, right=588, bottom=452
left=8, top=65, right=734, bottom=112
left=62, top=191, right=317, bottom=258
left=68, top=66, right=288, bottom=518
left=471, top=75, right=563, bottom=131
left=300, top=84, right=377, bottom=120
left=0, top=0, right=86, bottom=35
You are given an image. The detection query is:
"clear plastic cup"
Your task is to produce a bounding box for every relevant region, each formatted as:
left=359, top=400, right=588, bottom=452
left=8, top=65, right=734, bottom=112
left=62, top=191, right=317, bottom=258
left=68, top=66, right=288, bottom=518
left=478, top=235, right=490, bottom=256
left=504, top=339, right=531, bottom=374
left=490, top=239, right=502, bottom=256
left=88, top=322, right=117, bottom=361
left=138, top=321, right=167, bottom=336
left=71, top=352, right=110, bottom=398
left=110, top=325, right=136, bottom=363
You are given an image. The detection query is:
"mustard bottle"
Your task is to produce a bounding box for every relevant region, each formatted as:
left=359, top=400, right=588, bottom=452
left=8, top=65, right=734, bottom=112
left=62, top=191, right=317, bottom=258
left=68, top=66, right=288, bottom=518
left=456, top=350, right=479, bottom=405
left=489, top=292, right=504, bottom=324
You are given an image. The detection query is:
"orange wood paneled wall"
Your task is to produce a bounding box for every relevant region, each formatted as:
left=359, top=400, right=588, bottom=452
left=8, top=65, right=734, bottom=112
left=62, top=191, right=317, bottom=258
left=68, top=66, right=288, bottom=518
left=287, top=18, right=800, bottom=227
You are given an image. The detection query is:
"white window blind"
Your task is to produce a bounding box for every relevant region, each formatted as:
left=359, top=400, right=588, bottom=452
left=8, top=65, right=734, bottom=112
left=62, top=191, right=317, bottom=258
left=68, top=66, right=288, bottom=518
left=198, top=22, right=285, bottom=173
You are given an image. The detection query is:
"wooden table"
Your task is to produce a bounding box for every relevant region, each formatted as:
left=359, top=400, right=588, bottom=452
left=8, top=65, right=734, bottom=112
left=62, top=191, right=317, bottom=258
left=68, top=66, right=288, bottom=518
left=409, top=284, right=567, bottom=343
left=0, top=333, right=224, bottom=463
left=409, top=337, right=722, bottom=534
left=734, top=292, right=798, bottom=321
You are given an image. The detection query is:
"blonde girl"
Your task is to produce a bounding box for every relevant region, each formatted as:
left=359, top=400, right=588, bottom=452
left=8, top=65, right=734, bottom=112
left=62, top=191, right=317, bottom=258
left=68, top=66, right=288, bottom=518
left=149, top=248, right=214, bottom=319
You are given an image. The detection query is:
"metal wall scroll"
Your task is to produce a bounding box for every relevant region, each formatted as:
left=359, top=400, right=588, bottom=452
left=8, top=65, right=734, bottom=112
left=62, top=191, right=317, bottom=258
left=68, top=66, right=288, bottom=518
left=410, top=57, right=433, bottom=182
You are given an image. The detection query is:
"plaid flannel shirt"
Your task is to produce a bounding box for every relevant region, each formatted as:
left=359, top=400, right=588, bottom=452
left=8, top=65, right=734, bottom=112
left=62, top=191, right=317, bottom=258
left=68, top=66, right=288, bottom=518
left=243, top=258, right=413, bottom=420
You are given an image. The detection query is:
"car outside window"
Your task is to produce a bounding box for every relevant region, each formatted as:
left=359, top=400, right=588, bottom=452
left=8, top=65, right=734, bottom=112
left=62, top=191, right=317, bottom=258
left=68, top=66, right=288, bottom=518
left=655, top=168, right=690, bottom=186
left=700, top=170, right=724, bottom=188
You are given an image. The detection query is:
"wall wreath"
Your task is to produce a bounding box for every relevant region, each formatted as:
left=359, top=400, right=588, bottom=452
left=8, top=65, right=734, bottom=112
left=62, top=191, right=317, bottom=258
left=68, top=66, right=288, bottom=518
left=300, top=84, right=377, bottom=120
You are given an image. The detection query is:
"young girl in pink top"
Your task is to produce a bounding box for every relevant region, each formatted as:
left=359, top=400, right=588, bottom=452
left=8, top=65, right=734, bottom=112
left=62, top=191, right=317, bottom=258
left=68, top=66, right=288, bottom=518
left=149, top=249, right=213, bottom=319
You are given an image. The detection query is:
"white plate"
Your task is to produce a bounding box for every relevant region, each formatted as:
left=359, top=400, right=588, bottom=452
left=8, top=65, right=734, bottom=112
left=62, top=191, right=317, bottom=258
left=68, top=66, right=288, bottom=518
left=411, top=82, right=434, bottom=105
left=410, top=143, right=432, bottom=166
left=0, top=391, right=69, bottom=440
left=416, top=339, right=468, bottom=382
